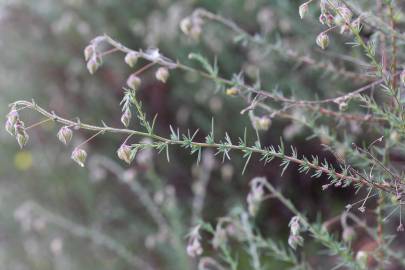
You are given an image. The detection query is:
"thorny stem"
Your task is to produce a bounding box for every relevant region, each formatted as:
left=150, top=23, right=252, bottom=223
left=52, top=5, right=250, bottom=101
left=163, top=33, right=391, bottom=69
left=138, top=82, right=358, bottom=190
left=12, top=100, right=394, bottom=194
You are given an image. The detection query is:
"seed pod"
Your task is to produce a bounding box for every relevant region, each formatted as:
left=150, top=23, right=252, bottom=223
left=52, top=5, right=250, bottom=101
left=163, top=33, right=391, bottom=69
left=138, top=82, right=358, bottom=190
left=155, top=67, right=169, bottom=83
left=71, top=148, right=87, bottom=167
left=126, top=74, right=141, bottom=90
left=57, top=126, right=73, bottom=145
left=16, top=131, right=29, bottom=149
left=121, top=109, right=132, bottom=127
left=117, top=144, right=133, bottom=164
left=299, top=3, right=309, bottom=19
left=316, top=32, right=329, bottom=50
left=84, top=45, right=94, bottom=61
left=124, top=52, right=139, bottom=68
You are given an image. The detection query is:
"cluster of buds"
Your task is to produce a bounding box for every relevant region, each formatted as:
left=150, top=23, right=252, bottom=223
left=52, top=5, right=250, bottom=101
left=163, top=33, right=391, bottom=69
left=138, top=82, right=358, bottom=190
left=84, top=36, right=105, bottom=74
left=247, top=177, right=266, bottom=216
left=5, top=107, right=29, bottom=148
left=288, top=216, right=304, bottom=250
left=180, top=13, right=204, bottom=40
left=186, top=225, right=203, bottom=257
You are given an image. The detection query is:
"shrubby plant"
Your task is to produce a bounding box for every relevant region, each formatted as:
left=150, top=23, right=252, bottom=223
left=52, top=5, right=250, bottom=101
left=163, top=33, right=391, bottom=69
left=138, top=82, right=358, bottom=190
left=4, top=0, right=405, bottom=269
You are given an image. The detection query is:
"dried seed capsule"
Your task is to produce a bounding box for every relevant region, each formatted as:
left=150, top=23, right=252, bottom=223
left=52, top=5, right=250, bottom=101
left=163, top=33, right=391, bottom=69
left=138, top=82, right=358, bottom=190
left=71, top=148, right=87, bottom=167
left=155, top=67, right=169, bottom=83
left=124, top=52, right=139, bottom=68
left=117, top=144, right=133, bottom=164
left=121, top=109, right=132, bottom=127
left=316, top=32, right=329, bottom=50
left=126, top=74, right=141, bottom=90
left=57, top=126, right=73, bottom=145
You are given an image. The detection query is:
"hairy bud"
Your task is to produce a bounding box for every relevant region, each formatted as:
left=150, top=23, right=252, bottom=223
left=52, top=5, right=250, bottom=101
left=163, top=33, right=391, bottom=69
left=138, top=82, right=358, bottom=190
left=316, top=32, right=329, bottom=50
left=71, top=148, right=87, bottom=167
left=124, top=51, right=139, bottom=68
left=121, top=109, right=132, bottom=127
left=84, top=45, right=94, bottom=61
left=16, top=131, right=29, bottom=149
left=400, top=70, right=405, bottom=87
left=126, top=74, right=141, bottom=90
left=117, top=144, right=133, bottom=164
left=155, top=67, right=169, bottom=83
left=180, top=17, right=193, bottom=35
left=5, top=119, right=15, bottom=135
left=299, top=3, right=309, bottom=19
left=87, top=55, right=102, bottom=74
left=57, top=126, right=73, bottom=145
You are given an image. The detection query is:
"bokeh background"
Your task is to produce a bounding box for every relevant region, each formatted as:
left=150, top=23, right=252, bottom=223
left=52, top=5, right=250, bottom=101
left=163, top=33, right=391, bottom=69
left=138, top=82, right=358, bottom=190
left=0, top=0, right=385, bottom=269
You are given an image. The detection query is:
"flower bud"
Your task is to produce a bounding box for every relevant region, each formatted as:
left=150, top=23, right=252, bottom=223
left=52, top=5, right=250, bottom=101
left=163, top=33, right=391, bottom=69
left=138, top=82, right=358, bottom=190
left=7, top=109, right=19, bottom=125
left=338, top=6, right=352, bottom=22
left=190, top=25, right=202, bottom=40
left=126, top=74, right=141, bottom=90
left=117, top=144, right=133, bottom=164
left=288, top=234, right=303, bottom=250
left=84, top=45, right=94, bottom=61
left=57, top=126, right=73, bottom=145
left=86, top=55, right=102, bottom=75
left=121, top=109, right=132, bottom=127
left=5, top=119, right=15, bottom=135
left=316, top=32, right=329, bottom=50
left=258, top=117, right=271, bottom=130
left=180, top=17, right=192, bottom=35
left=16, top=131, right=29, bottom=149
left=299, top=3, right=309, bottom=19
left=186, top=237, right=203, bottom=257
left=226, top=87, right=239, bottom=96
left=124, top=51, right=139, bottom=68
left=71, top=148, right=87, bottom=167
left=14, top=119, right=25, bottom=135
left=155, top=67, right=169, bottom=83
